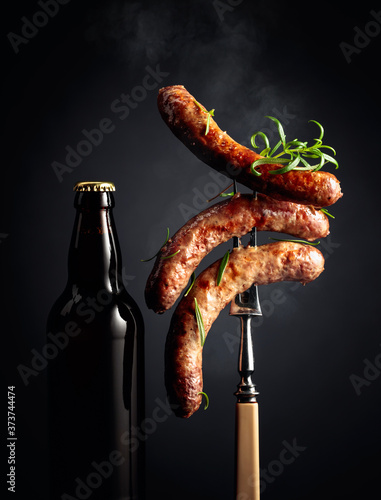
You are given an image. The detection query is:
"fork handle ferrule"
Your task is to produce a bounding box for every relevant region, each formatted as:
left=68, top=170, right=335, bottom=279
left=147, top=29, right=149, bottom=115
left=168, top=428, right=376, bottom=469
left=235, top=316, right=259, bottom=403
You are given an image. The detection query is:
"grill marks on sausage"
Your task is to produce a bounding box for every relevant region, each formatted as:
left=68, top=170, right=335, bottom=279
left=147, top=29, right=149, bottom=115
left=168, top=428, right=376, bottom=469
left=145, top=192, right=329, bottom=313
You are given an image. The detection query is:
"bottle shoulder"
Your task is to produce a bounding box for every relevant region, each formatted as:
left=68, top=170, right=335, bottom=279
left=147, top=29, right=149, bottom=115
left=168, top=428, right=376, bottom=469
left=46, top=282, right=144, bottom=337
left=117, top=287, right=144, bottom=315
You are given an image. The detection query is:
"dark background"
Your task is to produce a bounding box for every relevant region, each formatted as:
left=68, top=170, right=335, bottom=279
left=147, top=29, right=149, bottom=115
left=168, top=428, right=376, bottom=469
left=2, top=1, right=381, bottom=499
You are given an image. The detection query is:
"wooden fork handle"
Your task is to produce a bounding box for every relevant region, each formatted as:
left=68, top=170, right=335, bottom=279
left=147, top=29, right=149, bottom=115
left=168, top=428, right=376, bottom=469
left=235, top=402, right=260, bottom=499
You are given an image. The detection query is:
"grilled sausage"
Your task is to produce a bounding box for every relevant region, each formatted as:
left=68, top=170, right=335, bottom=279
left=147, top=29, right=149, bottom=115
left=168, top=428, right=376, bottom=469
left=158, top=85, right=342, bottom=208
left=145, top=192, right=329, bottom=313
left=165, top=241, right=325, bottom=418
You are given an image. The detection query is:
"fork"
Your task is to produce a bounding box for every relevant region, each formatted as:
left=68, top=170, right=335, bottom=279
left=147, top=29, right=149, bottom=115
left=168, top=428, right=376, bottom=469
left=230, top=184, right=262, bottom=499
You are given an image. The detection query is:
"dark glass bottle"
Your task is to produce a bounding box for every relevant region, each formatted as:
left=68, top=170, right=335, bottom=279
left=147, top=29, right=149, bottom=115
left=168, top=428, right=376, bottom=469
left=47, top=181, right=145, bottom=500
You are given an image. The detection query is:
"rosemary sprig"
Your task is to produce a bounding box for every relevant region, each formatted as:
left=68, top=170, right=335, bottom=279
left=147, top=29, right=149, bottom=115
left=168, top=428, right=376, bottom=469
left=197, top=391, right=210, bottom=410
left=216, top=251, right=230, bottom=286
left=194, top=99, right=215, bottom=136
left=206, top=182, right=234, bottom=202
left=141, top=227, right=170, bottom=262
left=161, top=249, right=180, bottom=260
left=250, top=117, right=338, bottom=176
left=141, top=228, right=179, bottom=262
left=269, top=237, right=320, bottom=246
left=194, top=297, right=205, bottom=347
left=184, top=272, right=196, bottom=297
left=320, top=208, right=335, bottom=219
left=205, top=108, right=215, bottom=135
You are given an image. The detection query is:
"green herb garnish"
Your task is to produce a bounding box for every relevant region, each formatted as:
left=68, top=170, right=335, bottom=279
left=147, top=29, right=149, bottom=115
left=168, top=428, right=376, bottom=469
left=250, top=117, right=338, bottom=176
left=216, top=251, right=230, bottom=286
left=141, top=227, right=170, bottom=262
left=207, top=182, right=234, bottom=202
left=161, top=249, right=180, bottom=260
left=194, top=99, right=215, bottom=136
left=205, top=109, right=215, bottom=135
left=198, top=391, right=210, bottom=410
left=320, top=208, right=335, bottom=219
left=184, top=272, right=196, bottom=297
left=194, top=297, right=205, bottom=347
left=270, top=237, right=320, bottom=246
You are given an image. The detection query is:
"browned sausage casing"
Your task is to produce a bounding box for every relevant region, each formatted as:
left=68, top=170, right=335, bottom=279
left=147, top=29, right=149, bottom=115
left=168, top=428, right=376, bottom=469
left=145, top=192, right=329, bottom=313
left=165, top=241, right=325, bottom=418
left=158, top=85, right=342, bottom=208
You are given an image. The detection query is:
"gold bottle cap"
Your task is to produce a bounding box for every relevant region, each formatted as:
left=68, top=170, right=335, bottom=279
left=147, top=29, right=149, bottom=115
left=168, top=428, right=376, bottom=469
left=73, top=181, right=116, bottom=192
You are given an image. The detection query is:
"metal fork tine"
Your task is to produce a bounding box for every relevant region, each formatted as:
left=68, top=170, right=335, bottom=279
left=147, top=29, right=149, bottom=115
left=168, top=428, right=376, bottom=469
left=230, top=187, right=262, bottom=316
left=232, top=179, right=240, bottom=250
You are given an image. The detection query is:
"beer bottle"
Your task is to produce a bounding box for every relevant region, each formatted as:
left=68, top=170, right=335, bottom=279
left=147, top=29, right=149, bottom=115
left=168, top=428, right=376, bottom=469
left=47, top=181, right=145, bottom=499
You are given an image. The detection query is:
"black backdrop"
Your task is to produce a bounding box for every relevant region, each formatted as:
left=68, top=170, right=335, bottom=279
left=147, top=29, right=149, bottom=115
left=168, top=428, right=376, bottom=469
left=2, top=1, right=381, bottom=499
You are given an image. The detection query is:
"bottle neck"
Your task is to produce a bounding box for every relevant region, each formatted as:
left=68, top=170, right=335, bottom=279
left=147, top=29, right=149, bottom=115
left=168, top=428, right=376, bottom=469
left=67, top=191, right=123, bottom=292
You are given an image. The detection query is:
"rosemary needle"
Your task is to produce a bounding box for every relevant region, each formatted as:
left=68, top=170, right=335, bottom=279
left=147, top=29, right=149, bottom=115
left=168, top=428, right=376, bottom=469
left=216, top=251, right=230, bottom=286
left=141, top=227, right=170, bottom=262
left=197, top=391, right=210, bottom=410
left=194, top=297, right=205, bottom=347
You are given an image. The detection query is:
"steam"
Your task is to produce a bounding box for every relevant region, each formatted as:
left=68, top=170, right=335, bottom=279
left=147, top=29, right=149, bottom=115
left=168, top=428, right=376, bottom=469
left=83, top=0, right=306, bottom=140
left=83, top=1, right=265, bottom=82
